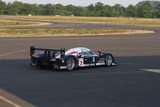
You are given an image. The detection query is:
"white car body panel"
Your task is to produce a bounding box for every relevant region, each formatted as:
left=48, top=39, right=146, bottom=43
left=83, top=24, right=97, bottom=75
left=65, top=47, right=97, bottom=56
left=65, top=47, right=90, bottom=55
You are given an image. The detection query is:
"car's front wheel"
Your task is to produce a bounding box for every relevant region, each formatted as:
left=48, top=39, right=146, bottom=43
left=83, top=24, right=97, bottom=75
left=66, top=57, right=75, bottom=71
left=105, top=55, right=113, bottom=67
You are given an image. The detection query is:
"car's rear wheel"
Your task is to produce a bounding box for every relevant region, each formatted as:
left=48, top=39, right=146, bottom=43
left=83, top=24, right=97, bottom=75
left=66, top=57, right=75, bottom=71
left=105, top=55, right=113, bottom=67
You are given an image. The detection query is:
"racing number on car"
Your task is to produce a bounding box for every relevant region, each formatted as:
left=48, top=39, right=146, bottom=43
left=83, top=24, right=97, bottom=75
left=93, top=57, right=95, bottom=62
left=79, top=58, right=84, bottom=67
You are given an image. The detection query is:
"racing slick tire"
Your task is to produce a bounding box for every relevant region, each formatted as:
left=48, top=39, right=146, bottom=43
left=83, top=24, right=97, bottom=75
left=105, top=54, right=113, bottom=67
left=66, top=57, right=75, bottom=71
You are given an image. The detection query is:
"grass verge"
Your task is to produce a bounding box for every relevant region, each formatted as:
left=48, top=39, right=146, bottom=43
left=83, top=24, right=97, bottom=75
left=4, top=16, right=160, bottom=27
left=0, top=28, right=154, bottom=38
left=0, top=19, right=41, bottom=26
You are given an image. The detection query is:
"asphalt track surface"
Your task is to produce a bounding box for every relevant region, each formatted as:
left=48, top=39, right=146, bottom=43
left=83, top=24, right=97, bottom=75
left=0, top=22, right=160, bottom=107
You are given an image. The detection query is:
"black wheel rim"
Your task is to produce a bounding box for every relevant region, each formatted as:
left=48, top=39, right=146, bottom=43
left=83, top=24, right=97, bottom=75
left=106, top=55, right=113, bottom=66
left=67, top=58, right=75, bottom=71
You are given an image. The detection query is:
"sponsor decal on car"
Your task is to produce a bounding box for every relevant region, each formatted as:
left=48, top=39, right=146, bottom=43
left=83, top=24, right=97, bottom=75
left=69, top=51, right=78, bottom=55
left=96, top=62, right=105, bottom=65
left=89, top=64, right=95, bottom=66
left=60, top=66, right=67, bottom=69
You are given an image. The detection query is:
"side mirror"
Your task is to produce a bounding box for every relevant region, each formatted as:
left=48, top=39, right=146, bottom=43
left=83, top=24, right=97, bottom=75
left=97, top=50, right=102, bottom=56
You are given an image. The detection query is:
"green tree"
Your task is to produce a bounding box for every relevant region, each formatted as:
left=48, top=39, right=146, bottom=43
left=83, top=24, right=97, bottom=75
left=126, top=5, right=137, bottom=17
left=65, top=5, right=76, bottom=15
left=12, top=1, right=23, bottom=15
left=136, top=2, right=152, bottom=18
left=112, top=4, right=126, bottom=17
left=0, top=0, right=6, bottom=15
left=87, top=4, right=95, bottom=16
left=152, top=9, right=160, bottom=18
left=110, top=9, right=119, bottom=17
left=55, top=4, right=64, bottom=15
left=20, top=3, right=37, bottom=15
left=87, top=4, right=95, bottom=12
left=94, top=2, right=104, bottom=16
left=37, top=4, right=46, bottom=15
left=45, top=4, right=55, bottom=15
left=74, top=6, right=88, bottom=16
left=5, top=3, right=17, bottom=15
left=1, top=0, right=160, bottom=18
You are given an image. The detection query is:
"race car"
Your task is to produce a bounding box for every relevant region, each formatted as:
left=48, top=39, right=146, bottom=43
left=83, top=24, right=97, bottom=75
left=30, top=46, right=117, bottom=71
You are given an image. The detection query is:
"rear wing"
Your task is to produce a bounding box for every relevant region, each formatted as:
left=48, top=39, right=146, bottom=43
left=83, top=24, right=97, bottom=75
left=30, top=46, right=65, bottom=58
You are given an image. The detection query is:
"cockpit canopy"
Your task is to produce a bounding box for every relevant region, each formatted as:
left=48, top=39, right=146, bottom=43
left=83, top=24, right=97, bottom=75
left=65, top=47, right=97, bottom=56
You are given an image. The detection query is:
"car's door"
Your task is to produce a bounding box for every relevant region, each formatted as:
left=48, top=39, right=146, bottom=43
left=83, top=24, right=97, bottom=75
left=80, top=51, right=97, bottom=65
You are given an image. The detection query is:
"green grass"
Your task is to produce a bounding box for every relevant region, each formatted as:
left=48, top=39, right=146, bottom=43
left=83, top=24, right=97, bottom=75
left=5, top=16, right=160, bottom=27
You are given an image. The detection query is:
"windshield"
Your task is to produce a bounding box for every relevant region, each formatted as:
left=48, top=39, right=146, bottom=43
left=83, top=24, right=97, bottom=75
left=80, top=51, right=96, bottom=55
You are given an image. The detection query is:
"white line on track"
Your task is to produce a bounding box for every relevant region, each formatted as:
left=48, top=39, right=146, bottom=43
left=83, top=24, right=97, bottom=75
left=0, top=49, right=26, bottom=57
left=0, top=96, right=21, bottom=107
left=142, top=69, right=160, bottom=73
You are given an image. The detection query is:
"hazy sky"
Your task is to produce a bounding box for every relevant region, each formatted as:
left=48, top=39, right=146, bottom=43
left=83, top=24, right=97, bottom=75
left=4, top=0, right=143, bottom=6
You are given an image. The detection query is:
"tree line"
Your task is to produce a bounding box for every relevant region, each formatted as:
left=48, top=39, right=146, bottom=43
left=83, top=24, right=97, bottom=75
left=0, top=0, right=160, bottom=18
